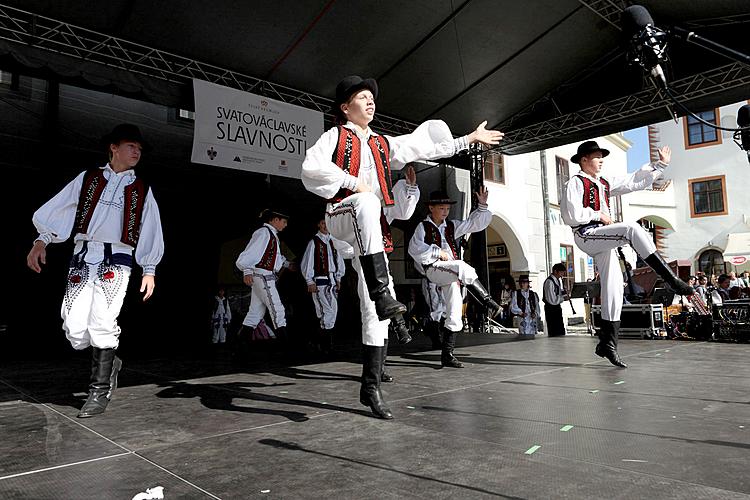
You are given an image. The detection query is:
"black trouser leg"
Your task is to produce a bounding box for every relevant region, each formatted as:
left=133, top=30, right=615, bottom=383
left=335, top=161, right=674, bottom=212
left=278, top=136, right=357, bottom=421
left=424, top=320, right=442, bottom=349
left=359, top=253, right=407, bottom=320
left=359, top=345, right=393, bottom=419
left=440, top=328, right=464, bottom=368
left=78, top=347, right=121, bottom=418
left=644, top=252, right=694, bottom=296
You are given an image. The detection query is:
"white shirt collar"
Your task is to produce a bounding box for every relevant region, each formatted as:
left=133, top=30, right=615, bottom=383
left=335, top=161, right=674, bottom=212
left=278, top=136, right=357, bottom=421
left=316, top=231, right=330, bottom=240
left=344, top=121, right=376, bottom=139
left=103, top=163, right=136, bottom=177
left=577, top=170, right=605, bottom=183
left=263, top=223, right=278, bottom=235
left=424, top=216, right=446, bottom=229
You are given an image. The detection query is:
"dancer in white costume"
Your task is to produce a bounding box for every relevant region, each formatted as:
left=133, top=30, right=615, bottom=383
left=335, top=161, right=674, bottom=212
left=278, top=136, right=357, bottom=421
left=561, top=141, right=692, bottom=368
left=409, top=189, right=501, bottom=368
left=302, top=75, right=503, bottom=418
left=301, top=217, right=346, bottom=353
left=211, top=287, right=232, bottom=344
left=510, top=275, right=540, bottom=336
left=27, top=124, right=164, bottom=418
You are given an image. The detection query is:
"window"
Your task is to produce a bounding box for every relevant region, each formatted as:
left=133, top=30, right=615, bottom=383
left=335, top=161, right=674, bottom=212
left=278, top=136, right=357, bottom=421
left=683, top=109, right=721, bottom=148
left=0, top=70, right=11, bottom=85
left=698, top=249, right=727, bottom=276
left=555, top=156, right=569, bottom=204
left=559, top=244, right=575, bottom=292
left=689, top=175, right=727, bottom=217
left=484, top=153, right=504, bottom=184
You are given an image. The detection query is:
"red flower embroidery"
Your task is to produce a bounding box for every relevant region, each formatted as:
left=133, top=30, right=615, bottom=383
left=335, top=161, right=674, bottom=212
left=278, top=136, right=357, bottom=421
left=70, top=274, right=82, bottom=284
left=103, top=270, right=115, bottom=280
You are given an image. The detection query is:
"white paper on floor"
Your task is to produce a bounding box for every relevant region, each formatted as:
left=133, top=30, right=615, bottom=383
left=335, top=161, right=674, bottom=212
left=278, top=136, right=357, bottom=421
left=132, top=486, right=165, bottom=500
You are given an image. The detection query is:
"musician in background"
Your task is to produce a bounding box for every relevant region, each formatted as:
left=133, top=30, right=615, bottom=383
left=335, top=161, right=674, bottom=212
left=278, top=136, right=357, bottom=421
left=543, top=263, right=569, bottom=337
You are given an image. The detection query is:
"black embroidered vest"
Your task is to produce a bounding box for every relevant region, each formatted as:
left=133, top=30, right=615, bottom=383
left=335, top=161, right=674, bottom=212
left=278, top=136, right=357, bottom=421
left=255, top=227, right=278, bottom=271
left=575, top=174, right=610, bottom=211
left=73, top=168, right=149, bottom=247
left=516, top=289, right=538, bottom=315
left=313, top=235, right=340, bottom=276
left=423, top=220, right=458, bottom=259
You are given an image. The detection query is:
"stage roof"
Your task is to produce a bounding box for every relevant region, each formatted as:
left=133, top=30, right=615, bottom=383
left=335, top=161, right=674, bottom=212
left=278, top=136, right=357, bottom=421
left=0, top=0, right=748, bottom=154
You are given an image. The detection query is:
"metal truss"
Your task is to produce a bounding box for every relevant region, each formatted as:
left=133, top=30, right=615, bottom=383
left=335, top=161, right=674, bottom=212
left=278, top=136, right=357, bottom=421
left=684, top=13, right=750, bottom=29
left=0, top=3, right=418, bottom=135
left=498, top=62, right=750, bottom=155
left=576, top=0, right=624, bottom=31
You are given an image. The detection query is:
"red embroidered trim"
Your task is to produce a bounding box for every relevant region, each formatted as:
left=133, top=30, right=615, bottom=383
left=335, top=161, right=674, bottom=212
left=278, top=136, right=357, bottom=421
left=329, top=127, right=394, bottom=206
left=313, top=235, right=329, bottom=276
left=255, top=227, right=278, bottom=271
left=380, top=210, right=393, bottom=253
left=576, top=175, right=609, bottom=211
left=121, top=178, right=147, bottom=247
left=423, top=220, right=458, bottom=259
left=369, top=135, right=394, bottom=206
left=74, top=169, right=107, bottom=235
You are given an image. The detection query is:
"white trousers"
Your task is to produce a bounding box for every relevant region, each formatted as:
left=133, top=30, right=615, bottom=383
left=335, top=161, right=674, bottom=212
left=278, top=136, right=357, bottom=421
left=573, top=221, right=656, bottom=321
left=243, top=273, right=286, bottom=329
left=326, top=192, right=384, bottom=257
left=62, top=261, right=131, bottom=350
left=212, top=322, right=229, bottom=343
left=424, top=260, right=478, bottom=332
left=312, top=281, right=338, bottom=330
left=421, top=278, right=445, bottom=322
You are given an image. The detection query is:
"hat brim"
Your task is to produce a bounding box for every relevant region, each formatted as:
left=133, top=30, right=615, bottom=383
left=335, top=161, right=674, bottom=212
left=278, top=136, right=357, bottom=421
left=427, top=199, right=457, bottom=205
left=101, top=133, right=152, bottom=153
left=571, top=147, right=609, bottom=164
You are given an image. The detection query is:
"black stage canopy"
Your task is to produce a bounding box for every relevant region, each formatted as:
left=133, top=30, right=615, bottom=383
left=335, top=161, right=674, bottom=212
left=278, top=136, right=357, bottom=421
left=0, top=0, right=748, bottom=153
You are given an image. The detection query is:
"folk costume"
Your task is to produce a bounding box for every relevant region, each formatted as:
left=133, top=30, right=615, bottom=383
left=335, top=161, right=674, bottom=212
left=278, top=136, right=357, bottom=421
left=510, top=277, right=540, bottom=336
left=542, top=273, right=567, bottom=337
left=408, top=190, right=500, bottom=368
left=212, top=294, right=232, bottom=344
left=561, top=141, right=692, bottom=367
left=31, top=124, right=164, bottom=418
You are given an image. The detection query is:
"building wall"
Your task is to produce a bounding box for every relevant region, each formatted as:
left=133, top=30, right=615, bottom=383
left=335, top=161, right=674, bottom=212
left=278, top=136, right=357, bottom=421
left=650, top=100, right=750, bottom=274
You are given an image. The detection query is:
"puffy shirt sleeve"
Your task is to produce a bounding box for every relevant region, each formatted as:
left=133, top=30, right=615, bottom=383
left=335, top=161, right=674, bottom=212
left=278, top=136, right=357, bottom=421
left=134, top=190, right=164, bottom=276
left=386, top=120, right=469, bottom=171
left=383, top=179, right=420, bottom=224
left=301, top=239, right=316, bottom=284
left=453, top=205, right=491, bottom=239
left=334, top=240, right=346, bottom=279
left=510, top=292, right=522, bottom=315
left=236, top=228, right=270, bottom=276
left=561, top=176, right=599, bottom=226
left=32, top=171, right=86, bottom=246
left=609, top=161, right=666, bottom=196
left=409, top=222, right=440, bottom=266
left=301, top=127, right=359, bottom=200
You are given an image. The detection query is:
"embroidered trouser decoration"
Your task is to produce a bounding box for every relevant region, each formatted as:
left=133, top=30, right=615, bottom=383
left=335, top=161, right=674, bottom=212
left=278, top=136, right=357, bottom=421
left=62, top=261, right=131, bottom=350
left=574, top=221, right=657, bottom=321
left=326, top=193, right=384, bottom=257
left=243, top=274, right=286, bottom=329
left=422, top=278, right=445, bottom=322
left=425, top=260, right=478, bottom=332
left=312, top=282, right=338, bottom=330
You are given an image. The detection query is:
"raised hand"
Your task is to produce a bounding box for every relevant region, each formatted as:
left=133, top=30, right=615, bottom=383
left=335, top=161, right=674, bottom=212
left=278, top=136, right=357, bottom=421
left=658, top=145, right=671, bottom=165
left=476, top=185, right=489, bottom=205
left=405, top=164, right=416, bottom=185
left=468, top=121, right=504, bottom=146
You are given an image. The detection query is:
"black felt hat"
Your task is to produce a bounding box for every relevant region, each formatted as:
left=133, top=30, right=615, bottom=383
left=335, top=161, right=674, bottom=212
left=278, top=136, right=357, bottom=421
left=101, top=123, right=151, bottom=151
left=571, top=140, right=609, bottom=164
left=260, top=208, right=290, bottom=222
left=330, top=75, right=378, bottom=117
left=426, top=190, right=457, bottom=205
left=518, top=274, right=531, bottom=283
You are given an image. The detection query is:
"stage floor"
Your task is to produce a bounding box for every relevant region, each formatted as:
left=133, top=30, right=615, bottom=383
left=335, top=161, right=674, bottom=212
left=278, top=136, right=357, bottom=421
left=1, top=334, right=749, bottom=499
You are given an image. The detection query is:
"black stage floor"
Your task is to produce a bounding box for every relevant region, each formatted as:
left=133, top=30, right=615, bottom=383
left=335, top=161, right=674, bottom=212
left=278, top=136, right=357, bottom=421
left=1, top=334, right=749, bottom=499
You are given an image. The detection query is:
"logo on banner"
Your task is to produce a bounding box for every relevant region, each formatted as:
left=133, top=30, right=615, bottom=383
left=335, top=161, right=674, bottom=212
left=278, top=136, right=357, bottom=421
left=207, top=147, right=217, bottom=160
left=731, top=256, right=747, bottom=265
left=234, top=156, right=241, bottom=162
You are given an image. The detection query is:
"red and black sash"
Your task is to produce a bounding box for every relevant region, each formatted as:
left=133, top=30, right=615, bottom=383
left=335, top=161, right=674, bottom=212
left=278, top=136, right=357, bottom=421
left=73, top=168, right=149, bottom=247
left=380, top=212, right=394, bottom=254
left=255, top=227, right=278, bottom=271
left=423, top=220, right=458, bottom=259
left=313, top=235, right=340, bottom=276
left=576, top=174, right=610, bottom=211
left=329, top=126, right=395, bottom=206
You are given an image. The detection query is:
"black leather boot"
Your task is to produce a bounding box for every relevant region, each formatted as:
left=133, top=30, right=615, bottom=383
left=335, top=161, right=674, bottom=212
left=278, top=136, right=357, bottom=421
left=595, top=321, right=627, bottom=368
left=440, top=328, right=464, bottom=368
left=424, top=320, right=443, bottom=349
left=359, top=253, right=407, bottom=320
left=644, top=252, right=694, bottom=296
left=389, top=315, right=412, bottom=344
left=359, top=345, right=393, bottom=419
left=320, top=328, right=334, bottom=355
left=381, top=339, right=394, bottom=383
left=78, top=347, right=122, bottom=418
left=468, top=280, right=502, bottom=318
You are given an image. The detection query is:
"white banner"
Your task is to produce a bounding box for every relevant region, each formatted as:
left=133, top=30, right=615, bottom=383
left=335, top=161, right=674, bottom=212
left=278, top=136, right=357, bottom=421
left=191, top=79, right=324, bottom=178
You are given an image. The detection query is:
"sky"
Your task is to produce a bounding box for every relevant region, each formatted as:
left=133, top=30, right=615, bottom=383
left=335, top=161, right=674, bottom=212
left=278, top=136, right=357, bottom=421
left=623, top=126, right=649, bottom=172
